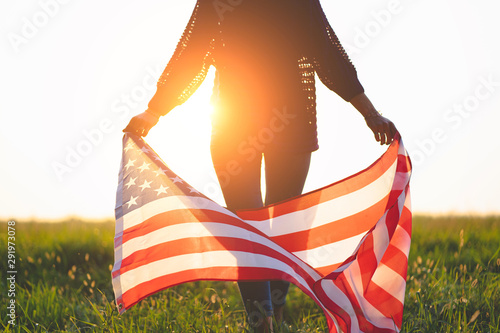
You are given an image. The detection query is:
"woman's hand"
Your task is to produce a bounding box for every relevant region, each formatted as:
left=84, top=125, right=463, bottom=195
left=123, top=111, right=160, bottom=137
left=349, top=92, right=398, bottom=145
left=365, top=113, right=397, bottom=145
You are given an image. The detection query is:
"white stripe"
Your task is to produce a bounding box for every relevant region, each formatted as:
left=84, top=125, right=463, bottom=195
left=113, top=244, right=123, bottom=273
left=393, top=221, right=412, bottom=258
left=404, top=189, right=412, bottom=211
left=292, top=232, right=366, bottom=269
left=121, top=222, right=258, bottom=259
left=371, top=213, right=389, bottom=263
left=371, top=263, right=406, bottom=305
left=112, top=274, right=122, bottom=300
left=121, top=195, right=238, bottom=231
left=320, top=278, right=361, bottom=332
left=244, top=160, right=398, bottom=237
left=112, top=271, right=122, bottom=297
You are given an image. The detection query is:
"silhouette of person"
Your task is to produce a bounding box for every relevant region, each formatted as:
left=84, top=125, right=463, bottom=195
left=124, top=0, right=397, bottom=331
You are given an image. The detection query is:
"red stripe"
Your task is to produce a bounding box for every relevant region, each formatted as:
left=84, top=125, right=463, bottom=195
left=384, top=202, right=401, bottom=240
left=397, top=154, right=411, bottom=173
left=271, top=194, right=389, bottom=252
left=365, top=282, right=404, bottom=328
left=386, top=189, right=403, bottom=215
left=314, top=262, right=343, bottom=277
left=356, top=232, right=378, bottom=291
left=380, top=244, right=408, bottom=280
left=121, top=266, right=321, bottom=316
left=121, top=266, right=292, bottom=311
left=400, top=205, right=412, bottom=237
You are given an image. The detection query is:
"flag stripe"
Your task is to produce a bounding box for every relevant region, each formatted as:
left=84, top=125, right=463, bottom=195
left=271, top=194, right=390, bottom=252
left=292, top=232, right=366, bottom=272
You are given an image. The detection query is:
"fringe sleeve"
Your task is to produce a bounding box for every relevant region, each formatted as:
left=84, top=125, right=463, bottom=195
left=309, top=0, right=364, bottom=102
left=148, top=0, right=216, bottom=116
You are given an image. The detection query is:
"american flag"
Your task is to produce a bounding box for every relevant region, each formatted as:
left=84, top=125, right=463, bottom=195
left=112, top=133, right=412, bottom=332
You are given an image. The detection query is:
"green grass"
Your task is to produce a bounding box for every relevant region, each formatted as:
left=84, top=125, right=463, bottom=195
left=0, top=215, right=499, bottom=332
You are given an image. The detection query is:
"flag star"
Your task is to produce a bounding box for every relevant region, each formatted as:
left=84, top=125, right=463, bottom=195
left=138, top=162, right=151, bottom=172
left=187, top=187, right=199, bottom=194
left=154, top=156, right=163, bottom=161
left=153, top=168, right=165, bottom=177
left=171, top=176, right=183, bottom=184
left=154, top=184, right=169, bottom=196
left=139, top=179, right=153, bottom=191
left=124, top=159, right=136, bottom=170
left=141, top=146, right=151, bottom=154
left=124, top=142, right=135, bottom=152
left=125, top=176, right=137, bottom=189
left=126, top=196, right=138, bottom=208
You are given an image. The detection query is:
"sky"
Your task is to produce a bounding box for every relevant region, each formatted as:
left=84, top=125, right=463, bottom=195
left=1, top=0, right=499, bottom=220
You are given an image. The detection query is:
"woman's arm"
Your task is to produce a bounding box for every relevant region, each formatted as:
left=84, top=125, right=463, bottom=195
left=308, top=0, right=364, bottom=102
left=124, top=0, right=216, bottom=136
left=350, top=92, right=397, bottom=145
left=148, top=0, right=217, bottom=117
left=308, top=1, right=397, bottom=145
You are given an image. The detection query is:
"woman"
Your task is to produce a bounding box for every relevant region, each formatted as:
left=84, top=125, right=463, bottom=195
left=124, top=0, right=397, bottom=331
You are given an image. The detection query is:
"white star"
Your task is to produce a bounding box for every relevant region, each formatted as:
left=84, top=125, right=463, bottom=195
left=125, top=177, right=137, bottom=189
left=153, top=168, right=165, bottom=177
left=138, top=162, right=151, bottom=172
left=124, top=142, right=135, bottom=152
left=124, top=159, right=136, bottom=170
left=141, top=146, right=151, bottom=154
left=187, top=187, right=199, bottom=194
left=126, top=196, right=138, bottom=208
left=154, top=184, right=169, bottom=196
left=154, top=156, right=163, bottom=161
left=139, top=179, right=153, bottom=191
left=171, top=176, right=183, bottom=184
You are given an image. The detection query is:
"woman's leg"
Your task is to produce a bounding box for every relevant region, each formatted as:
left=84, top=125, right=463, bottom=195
left=263, top=150, right=312, bottom=323
left=210, top=145, right=273, bottom=332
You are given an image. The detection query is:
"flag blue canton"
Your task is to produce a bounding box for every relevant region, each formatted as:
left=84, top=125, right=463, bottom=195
left=115, top=134, right=205, bottom=220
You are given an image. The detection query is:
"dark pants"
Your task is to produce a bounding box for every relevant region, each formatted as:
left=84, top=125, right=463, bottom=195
left=211, top=143, right=311, bottom=328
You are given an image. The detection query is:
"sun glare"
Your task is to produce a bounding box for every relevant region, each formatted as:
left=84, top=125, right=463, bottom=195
left=146, top=68, right=226, bottom=205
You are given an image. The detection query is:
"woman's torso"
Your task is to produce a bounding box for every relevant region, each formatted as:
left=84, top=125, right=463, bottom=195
left=210, top=0, right=319, bottom=153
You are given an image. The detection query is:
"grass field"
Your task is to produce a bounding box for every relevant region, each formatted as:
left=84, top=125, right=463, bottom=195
left=1, top=215, right=499, bottom=332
